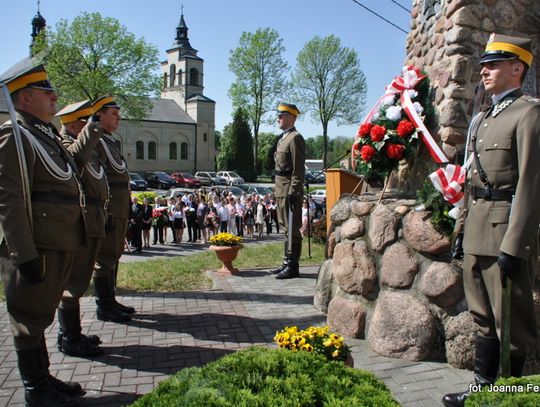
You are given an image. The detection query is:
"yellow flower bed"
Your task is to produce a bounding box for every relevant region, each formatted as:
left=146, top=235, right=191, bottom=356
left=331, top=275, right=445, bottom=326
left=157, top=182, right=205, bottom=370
left=274, top=325, right=349, bottom=362
left=209, top=232, right=242, bottom=246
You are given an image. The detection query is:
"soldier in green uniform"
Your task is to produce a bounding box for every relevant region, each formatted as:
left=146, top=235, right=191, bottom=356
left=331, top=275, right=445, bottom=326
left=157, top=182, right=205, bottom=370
left=55, top=100, right=108, bottom=357
left=92, top=96, right=134, bottom=322
left=272, top=103, right=305, bottom=279
left=0, top=60, right=86, bottom=406
left=443, top=34, right=540, bottom=407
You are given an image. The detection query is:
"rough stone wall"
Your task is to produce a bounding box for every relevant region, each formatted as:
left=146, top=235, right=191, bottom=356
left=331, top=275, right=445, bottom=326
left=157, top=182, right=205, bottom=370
left=315, top=192, right=540, bottom=372
left=406, top=0, right=540, bottom=159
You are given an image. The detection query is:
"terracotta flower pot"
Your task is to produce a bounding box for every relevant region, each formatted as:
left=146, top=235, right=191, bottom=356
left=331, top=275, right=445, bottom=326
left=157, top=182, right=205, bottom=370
left=209, top=244, right=243, bottom=275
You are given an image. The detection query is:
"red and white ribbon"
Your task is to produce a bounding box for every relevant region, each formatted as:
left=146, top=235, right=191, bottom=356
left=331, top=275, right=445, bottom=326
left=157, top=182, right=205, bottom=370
left=352, top=65, right=470, bottom=207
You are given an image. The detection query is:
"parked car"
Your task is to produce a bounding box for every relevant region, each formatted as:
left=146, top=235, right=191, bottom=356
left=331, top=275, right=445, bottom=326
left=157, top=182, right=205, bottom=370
left=194, top=171, right=226, bottom=186
left=310, top=189, right=327, bottom=205
left=170, top=172, right=202, bottom=188
left=214, top=185, right=243, bottom=198
left=238, top=184, right=273, bottom=199
left=129, top=172, right=147, bottom=191
left=216, top=171, right=244, bottom=186
left=163, top=187, right=194, bottom=199
left=305, top=170, right=325, bottom=184
left=143, top=171, right=176, bottom=190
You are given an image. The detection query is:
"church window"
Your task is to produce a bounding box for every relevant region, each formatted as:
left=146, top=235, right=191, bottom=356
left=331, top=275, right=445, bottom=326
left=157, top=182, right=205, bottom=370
left=203, top=132, right=207, bottom=142
left=180, top=142, right=188, bottom=160
left=163, top=73, right=168, bottom=89
left=148, top=141, right=157, bottom=160
left=169, top=142, right=178, bottom=160
left=190, top=68, right=199, bottom=86
left=178, top=69, right=183, bottom=85
left=170, top=64, right=176, bottom=87
left=136, top=141, right=144, bottom=159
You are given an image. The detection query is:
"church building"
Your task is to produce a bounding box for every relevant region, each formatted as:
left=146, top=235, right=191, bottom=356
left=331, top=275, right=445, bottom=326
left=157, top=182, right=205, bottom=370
left=0, top=8, right=217, bottom=174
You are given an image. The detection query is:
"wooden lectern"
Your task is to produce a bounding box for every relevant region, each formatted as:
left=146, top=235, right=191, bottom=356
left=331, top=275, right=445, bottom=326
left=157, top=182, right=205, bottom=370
left=325, top=168, right=364, bottom=232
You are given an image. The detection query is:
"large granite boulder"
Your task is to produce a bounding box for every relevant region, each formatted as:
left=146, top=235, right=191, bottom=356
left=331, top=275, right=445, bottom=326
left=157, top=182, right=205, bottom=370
left=445, top=312, right=477, bottom=370
left=402, top=210, right=451, bottom=255
left=313, top=259, right=335, bottom=314
left=333, top=240, right=377, bottom=299
left=368, top=291, right=438, bottom=361
left=327, top=296, right=367, bottom=338
left=340, top=218, right=365, bottom=240
left=330, top=197, right=353, bottom=225
left=419, top=262, right=464, bottom=308
left=368, top=205, right=399, bottom=252
left=380, top=242, right=419, bottom=289
left=350, top=201, right=373, bottom=217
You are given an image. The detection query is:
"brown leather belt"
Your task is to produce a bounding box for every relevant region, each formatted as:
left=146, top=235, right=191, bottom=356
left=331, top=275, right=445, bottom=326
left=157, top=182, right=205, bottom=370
left=469, top=186, right=514, bottom=202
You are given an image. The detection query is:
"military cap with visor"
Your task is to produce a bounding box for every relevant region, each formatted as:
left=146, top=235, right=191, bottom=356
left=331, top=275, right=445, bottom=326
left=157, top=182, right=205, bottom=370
left=92, top=95, right=120, bottom=112
left=480, top=33, right=534, bottom=67
left=55, top=100, right=94, bottom=124
left=0, top=56, right=54, bottom=94
left=277, top=102, right=300, bottom=117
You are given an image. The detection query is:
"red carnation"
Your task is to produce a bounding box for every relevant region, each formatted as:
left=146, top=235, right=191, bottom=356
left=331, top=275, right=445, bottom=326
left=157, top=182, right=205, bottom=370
left=360, top=145, right=377, bottom=162
left=396, top=120, right=415, bottom=138
left=386, top=143, right=405, bottom=160
left=352, top=142, right=362, bottom=152
left=357, top=123, right=372, bottom=138
left=370, top=125, right=386, bottom=142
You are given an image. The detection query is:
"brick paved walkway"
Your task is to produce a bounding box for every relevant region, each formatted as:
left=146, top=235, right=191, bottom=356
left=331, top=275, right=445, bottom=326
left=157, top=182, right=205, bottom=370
left=0, top=243, right=472, bottom=406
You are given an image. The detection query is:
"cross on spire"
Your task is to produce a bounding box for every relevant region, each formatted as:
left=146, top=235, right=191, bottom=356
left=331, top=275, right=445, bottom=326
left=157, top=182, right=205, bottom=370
left=37, top=0, right=40, bottom=12
left=181, top=3, right=184, bottom=15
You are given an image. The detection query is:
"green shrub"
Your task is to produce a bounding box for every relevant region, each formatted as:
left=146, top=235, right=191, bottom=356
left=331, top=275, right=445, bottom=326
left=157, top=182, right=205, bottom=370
left=131, top=347, right=398, bottom=407
left=416, top=178, right=455, bottom=237
left=132, top=191, right=158, bottom=204
left=312, top=215, right=327, bottom=244
left=466, top=375, right=540, bottom=406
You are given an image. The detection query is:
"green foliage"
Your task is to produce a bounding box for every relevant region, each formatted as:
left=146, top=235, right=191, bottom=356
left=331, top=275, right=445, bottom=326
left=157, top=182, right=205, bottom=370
left=312, top=215, right=327, bottom=244
left=466, top=375, right=540, bottom=406
left=416, top=178, right=455, bottom=237
left=291, top=35, right=367, bottom=168
left=217, top=108, right=256, bottom=181
left=229, top=27, right=288, bottom=172
left=305, top=135, right=354, bottom=167
left=34, top=12, right=161, bottom=119
left=131, top=347, right=398, bottom=407
left=257, top=131, right=279, bottom=175
left=132, top=191, right=158, bottom=204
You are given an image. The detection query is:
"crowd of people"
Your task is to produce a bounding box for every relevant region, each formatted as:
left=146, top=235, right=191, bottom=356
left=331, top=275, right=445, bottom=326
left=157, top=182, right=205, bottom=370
left=126, top=187, right=312, bottom=252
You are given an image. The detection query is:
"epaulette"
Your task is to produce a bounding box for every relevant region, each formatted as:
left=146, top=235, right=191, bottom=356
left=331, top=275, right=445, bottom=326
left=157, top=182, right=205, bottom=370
left=522, top=95, right=540, bottom=104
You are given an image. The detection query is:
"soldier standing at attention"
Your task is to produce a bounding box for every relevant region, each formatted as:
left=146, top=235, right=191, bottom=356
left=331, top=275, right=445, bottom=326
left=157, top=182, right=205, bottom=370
left=443, top=34, right=540, bottom=407
left=55, top=100, right=108, bottom=357
left=92, top=96, right=134, bottom=322
left=272, top=103, right=305, bottom=279
left=0, top=60, right=86, bottom=406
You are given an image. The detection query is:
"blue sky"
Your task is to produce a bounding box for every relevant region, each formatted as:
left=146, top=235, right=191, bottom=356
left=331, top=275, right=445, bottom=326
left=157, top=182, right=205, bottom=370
left=1, top=0, right=412, bottom=139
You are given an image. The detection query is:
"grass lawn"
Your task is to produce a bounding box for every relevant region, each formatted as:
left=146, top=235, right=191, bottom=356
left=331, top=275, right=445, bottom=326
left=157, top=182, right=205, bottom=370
left=0, top=241, right=325, bottom=301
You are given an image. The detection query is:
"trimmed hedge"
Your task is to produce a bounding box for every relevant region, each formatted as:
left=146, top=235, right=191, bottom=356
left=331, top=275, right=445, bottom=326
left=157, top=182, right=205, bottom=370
left=131, top=347, right=398, bottom=407
left=466, top=375, right=540, bottom=406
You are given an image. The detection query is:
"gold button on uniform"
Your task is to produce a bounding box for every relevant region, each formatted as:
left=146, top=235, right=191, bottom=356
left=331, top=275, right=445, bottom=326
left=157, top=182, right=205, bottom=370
left=494, top=143, right=498, bottom=148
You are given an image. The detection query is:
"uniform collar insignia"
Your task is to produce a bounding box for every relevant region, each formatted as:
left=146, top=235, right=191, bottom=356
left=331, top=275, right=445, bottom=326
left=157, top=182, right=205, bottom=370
left=34, top=123, right=58, bottom=139
left=492, top=98, right=516, bottom=117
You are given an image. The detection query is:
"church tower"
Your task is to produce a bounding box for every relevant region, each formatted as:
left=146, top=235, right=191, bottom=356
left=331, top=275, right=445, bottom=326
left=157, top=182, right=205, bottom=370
left=30, top=1, right=46, bottom=56
left=160, top=8, right=216, bottom=171
left=161, top=10, right=205, bottom=110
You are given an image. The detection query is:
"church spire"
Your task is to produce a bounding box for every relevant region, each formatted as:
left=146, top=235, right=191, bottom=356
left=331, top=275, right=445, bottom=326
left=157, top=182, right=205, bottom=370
left=30, top=0, right=46, bottom=56
left=173, top=6, right=195, bottom=53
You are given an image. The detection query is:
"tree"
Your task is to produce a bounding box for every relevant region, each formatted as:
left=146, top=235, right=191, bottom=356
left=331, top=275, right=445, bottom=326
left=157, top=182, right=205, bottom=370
left=228, top=27, right=288, bottom=174
left=305, top=135, right=324, bottom=159
left=291, top=35, right=367, bottom=168
left=257, top=132, right=279, bottom=175
left=217, top=108, right=256, bottom=181
left=34, top=12, right=161, bottom=119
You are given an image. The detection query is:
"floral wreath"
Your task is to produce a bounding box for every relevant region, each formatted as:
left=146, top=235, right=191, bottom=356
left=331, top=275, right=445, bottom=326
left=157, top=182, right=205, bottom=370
left=351, top=66, right=438, bottom=186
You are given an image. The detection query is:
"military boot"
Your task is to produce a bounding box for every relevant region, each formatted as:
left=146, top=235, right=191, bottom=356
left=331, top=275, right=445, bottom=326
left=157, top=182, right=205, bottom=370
left=110, top=267, right=136, bottom=314
left=17, top=347, right=80, bottom=407
left=511, top=355, right=526, bottom=377
left=276, top=241, right=302, bottom=280
left=271, top=241, right=289, bottom=274
left=40, top=335, right=85, bottom=397
left=94, top=276, right=131, bottom=323
left=442, top=335, right=500, bottom=407
left=57, top=307, right=103, bottom=357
